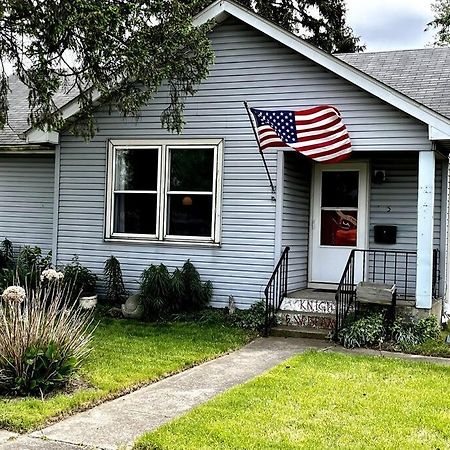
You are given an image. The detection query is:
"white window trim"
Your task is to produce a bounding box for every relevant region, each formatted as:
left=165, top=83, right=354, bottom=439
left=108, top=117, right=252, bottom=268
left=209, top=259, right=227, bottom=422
left=105, top=139, right=224, bottom=245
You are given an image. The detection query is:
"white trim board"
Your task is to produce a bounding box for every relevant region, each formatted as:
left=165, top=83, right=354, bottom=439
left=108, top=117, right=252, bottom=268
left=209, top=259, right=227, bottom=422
left=194, top=0, right=450, bottom=138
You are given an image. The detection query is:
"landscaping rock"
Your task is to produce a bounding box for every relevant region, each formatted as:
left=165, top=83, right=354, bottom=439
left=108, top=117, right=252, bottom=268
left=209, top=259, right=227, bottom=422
left=107, top=307, right=123, bottom=318
left=122, top=294, right=144, bottom=319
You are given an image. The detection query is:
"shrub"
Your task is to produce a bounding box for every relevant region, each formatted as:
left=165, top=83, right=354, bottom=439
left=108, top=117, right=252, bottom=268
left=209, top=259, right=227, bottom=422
left=138, top=261, right=213, bottom=321
left=338, top=313, right=385, bottom=349
left=0, top=238, right=13, bottom=270
left=392, top=315, right=441, bottom=350
left=63, top=256, right=98, bottom=299
left=139, top=264, right=172, bottom=319
left=0, top=279, right=94, bottom=396
left=229, top=300, right=266, bottom=332
left=174, top=261, right=213, bottom=313
left=0, top=244, right=52, bottom=292
left=104, top=256, right=127, bottom=306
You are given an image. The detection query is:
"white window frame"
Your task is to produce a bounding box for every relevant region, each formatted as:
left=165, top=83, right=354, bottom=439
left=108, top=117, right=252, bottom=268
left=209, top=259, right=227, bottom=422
left=105, top=139, right=223, bottom=245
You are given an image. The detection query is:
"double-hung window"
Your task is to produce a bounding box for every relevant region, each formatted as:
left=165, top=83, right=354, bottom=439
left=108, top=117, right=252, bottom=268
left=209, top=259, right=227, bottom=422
left=106, top=139, right=223, bottom=244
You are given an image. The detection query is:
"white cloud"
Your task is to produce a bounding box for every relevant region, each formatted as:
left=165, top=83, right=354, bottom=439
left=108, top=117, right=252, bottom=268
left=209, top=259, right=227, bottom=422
left=345, top=0, right=436, bottom=51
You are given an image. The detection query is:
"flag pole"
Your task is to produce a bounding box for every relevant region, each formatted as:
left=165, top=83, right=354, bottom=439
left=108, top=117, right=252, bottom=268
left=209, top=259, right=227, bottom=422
left=244, top=101, right=276, bottom=194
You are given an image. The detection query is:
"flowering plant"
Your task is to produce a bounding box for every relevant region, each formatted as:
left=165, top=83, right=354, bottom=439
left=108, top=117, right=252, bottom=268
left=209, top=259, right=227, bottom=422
left=1, top=286, right=26, bottom=304
left=40, top=269, right=64, bottom=282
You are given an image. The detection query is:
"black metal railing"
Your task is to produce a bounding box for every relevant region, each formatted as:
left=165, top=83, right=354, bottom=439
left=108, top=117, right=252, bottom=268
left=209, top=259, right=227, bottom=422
left=264, top=246, right=290, bottom=336
left=334, top=248, right=440, bottom=340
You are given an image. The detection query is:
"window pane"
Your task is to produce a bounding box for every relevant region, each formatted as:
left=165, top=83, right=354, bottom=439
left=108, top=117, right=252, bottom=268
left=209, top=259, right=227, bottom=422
left=322, top=171, right=358, bottom=208
left=114, top=193, right=157, bottom=234
left=170, top=148, right=214, bottom=191
left=320, top=210, right=358, bottom=247
left=167, top=194, right=212, bottom=237
left=115, top=148, right=158, bottom=191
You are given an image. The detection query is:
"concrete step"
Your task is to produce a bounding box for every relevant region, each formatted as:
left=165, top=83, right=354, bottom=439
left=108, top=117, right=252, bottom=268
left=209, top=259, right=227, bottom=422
left=270, top=326, right=331, bottom=340
left=277, top=310, right=336, bottom=330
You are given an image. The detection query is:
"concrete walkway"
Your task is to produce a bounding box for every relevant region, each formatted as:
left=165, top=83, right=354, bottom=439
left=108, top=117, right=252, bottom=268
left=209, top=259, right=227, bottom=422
left=0, top=337, right=329, bottom=450
left=1, top=337, right=449, bottom=450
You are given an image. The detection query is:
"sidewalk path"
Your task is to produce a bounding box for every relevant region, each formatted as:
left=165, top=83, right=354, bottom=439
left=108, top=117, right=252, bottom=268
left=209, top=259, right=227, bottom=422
left=1, top=337, right=328, bottom=450
left=1, top=337, right=449, bottom=450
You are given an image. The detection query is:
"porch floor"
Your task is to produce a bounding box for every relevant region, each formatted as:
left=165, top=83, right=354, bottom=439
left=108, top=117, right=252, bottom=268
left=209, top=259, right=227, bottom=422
left=287, top=288, right=335, bottom=302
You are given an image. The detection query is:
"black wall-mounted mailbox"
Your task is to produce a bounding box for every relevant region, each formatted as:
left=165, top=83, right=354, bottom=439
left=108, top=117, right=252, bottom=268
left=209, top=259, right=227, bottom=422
left=374, top=225, right=397, bottom=245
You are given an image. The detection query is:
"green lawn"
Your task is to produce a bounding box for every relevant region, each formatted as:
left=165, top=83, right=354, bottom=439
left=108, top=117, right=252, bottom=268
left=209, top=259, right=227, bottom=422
left=135, top=351, right=450, bottom=450
left=0, top=317, right=252, bottom=432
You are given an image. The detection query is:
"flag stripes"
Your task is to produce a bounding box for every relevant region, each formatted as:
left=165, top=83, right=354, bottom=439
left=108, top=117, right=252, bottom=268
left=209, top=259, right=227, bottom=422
left=250, top=105, right=353, bottom=163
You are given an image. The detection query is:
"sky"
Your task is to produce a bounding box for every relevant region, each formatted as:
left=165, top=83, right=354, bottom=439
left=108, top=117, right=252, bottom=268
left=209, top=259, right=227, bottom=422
left=346, top=0, right=436, bottom=52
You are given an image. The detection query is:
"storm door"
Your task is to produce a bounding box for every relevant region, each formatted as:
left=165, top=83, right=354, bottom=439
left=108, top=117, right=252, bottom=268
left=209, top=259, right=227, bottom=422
left=309, top=163, right=368, bottom=287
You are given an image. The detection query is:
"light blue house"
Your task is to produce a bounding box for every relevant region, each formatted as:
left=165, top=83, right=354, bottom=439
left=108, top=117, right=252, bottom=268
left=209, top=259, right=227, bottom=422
left=1, top=1, right=449, bottom=334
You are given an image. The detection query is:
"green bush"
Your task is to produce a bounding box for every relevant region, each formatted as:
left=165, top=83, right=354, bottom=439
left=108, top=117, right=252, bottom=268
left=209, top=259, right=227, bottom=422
left=104, top=256, right=127, bottom=306
left=338, top=313, right=385, bottom=349
left=138, top=261, right=213, bottom=321
left=139, top=264, right=172, bottom=320
left=339, top=312, right=442, bottom=350
left=171, top=300, right=266, bottom=333
left=63, top=256, right=98, bottom=299
left=0, top=280, right=94, bottom=396
left=229, top=300, right=266, bottom=332
left=392, top=315, right=441, bottom=350
left=0, top=238, right=13, bottom=270
left=0, top=244, right=52, bottom=292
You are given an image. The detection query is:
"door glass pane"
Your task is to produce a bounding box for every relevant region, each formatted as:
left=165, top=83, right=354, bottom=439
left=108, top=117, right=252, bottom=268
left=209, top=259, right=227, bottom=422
left=321, top=210, right=358, bottom=246
left=322, top=171, right=359, bottom=208
left=170, top=148, right=214, bottom=191
left=167, top=194, right=212, bottom=237
left=115, top=148, right=159, bottom=191
left=114, top=193, right=157, bottom=234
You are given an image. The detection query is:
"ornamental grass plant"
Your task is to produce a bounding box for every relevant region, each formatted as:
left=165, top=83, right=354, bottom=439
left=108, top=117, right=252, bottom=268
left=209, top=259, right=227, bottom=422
left=0, top=276, right=95, bottom=397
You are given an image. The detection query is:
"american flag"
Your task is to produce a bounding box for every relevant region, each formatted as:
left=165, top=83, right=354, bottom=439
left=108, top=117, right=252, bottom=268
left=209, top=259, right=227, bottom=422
left=249, top=105, right=352, bottom=163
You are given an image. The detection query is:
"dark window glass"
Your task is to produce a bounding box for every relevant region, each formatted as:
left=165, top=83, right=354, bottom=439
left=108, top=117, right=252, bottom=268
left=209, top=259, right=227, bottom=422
left=115, top=148, right=158, bottom=191
left=320, top=210, right=358, bottom=247
left=113, top=193, right=157, bottom=234
left=170, top=148, right=214, bottom=191
left=167, top=194, right=212, bottom=237
left=321, top=171, right=358, bottom=208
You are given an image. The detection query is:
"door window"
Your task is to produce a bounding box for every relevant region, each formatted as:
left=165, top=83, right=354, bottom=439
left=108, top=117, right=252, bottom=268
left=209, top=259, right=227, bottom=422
left=320, top=171, right=359, bottom=247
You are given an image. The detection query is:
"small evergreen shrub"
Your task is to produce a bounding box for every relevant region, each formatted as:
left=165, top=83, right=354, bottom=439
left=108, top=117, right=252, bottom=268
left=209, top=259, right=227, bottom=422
left=0, top=244, right=52, bottom=292
left=0, top=238, right=13, bottom=270
left=138, top=260, right=213, bottom=321
left=0, top=279, right=94, bottom=396
left=338, top=313, right=385, bottom=349
left=63, top=256, right=98, bottom=299
left=104, top=256, right=127, bottom=306
left=139, top=264, right=172, bottom=319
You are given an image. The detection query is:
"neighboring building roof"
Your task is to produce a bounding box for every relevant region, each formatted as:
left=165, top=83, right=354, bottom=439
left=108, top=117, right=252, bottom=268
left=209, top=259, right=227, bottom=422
left=0, top=74, right=79, bottom=146
left=336, top=48, right=450, bottom=121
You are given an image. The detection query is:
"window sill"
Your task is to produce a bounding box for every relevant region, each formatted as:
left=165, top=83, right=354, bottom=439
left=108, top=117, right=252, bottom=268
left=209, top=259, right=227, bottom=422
left=104, top=237, right=221, bottom=248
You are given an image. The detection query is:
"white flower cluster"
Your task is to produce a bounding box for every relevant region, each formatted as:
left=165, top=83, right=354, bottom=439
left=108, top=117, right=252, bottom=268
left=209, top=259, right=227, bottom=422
left=40, top=269, right=64, bottom=282
left=2, top=286, right=26, bottom=304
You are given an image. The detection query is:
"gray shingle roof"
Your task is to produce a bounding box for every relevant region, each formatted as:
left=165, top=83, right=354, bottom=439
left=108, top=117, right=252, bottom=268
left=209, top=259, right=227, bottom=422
left=0, top=74, right=78, bottom=146
left=336, top=47, right=450, bottom=121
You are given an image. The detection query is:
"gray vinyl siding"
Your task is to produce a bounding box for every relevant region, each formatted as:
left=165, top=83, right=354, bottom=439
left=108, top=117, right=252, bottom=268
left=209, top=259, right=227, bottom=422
left=282, top=152, right=311, bottom=292
left=368, top=154, right=442, bottom=297
left=0, top=155, right=54, bottom=253
left=57, top=18, right=434, bottom=307
left=369, top=154, right=442, bottom=251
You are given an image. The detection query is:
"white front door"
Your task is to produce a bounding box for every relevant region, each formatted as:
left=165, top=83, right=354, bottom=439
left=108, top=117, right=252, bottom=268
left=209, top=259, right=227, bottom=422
left=309, top=162, right=369, bottom=287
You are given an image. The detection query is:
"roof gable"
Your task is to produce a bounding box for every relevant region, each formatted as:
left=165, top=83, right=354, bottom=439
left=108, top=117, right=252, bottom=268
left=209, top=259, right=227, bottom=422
left=194, top=0, right=450, bottom=139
